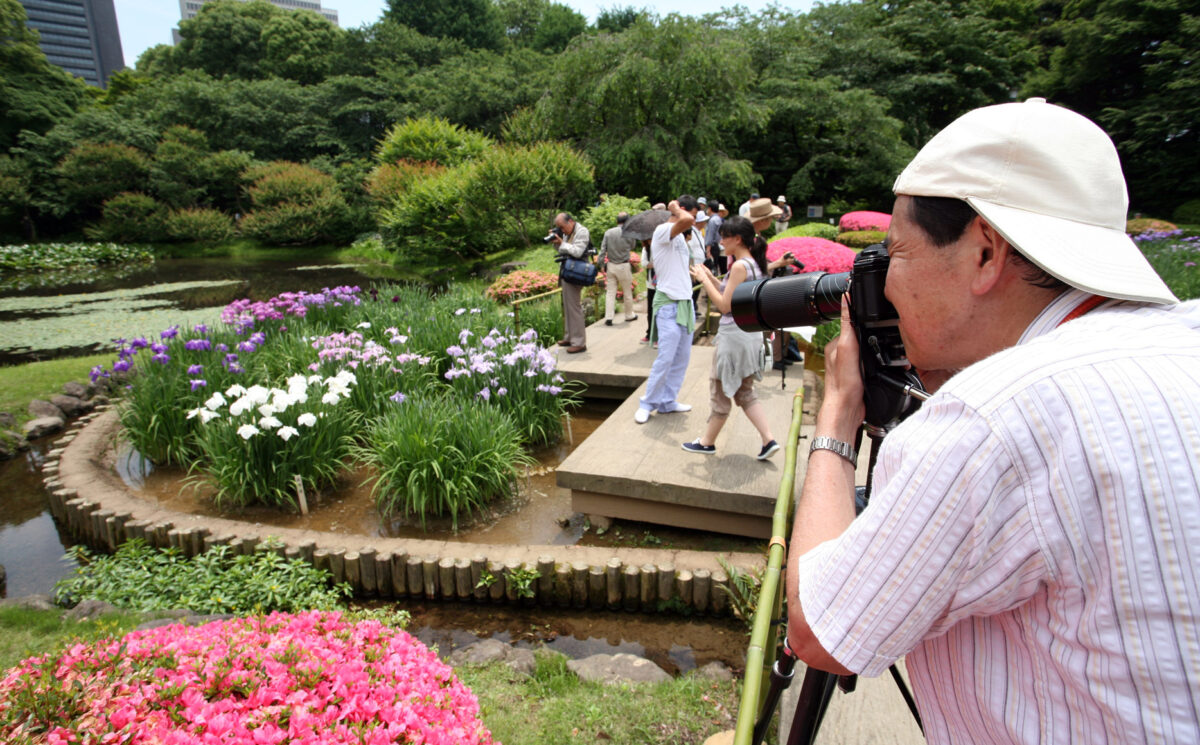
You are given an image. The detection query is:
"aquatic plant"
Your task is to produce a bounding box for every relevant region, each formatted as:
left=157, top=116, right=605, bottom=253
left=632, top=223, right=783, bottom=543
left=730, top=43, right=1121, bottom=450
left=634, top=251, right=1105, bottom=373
left=0, top=242, right=153, bottom=273
left=0, top=611, right=495, bottom=744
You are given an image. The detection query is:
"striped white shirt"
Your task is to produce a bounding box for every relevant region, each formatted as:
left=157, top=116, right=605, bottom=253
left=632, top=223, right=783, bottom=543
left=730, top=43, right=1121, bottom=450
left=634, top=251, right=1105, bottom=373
left=796, top=289, right=1200, bottom=744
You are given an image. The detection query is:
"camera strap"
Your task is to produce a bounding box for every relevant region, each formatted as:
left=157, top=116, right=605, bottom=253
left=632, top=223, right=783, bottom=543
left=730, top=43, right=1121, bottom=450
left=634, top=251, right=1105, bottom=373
left=1059, top=294, right=1105, bottom=327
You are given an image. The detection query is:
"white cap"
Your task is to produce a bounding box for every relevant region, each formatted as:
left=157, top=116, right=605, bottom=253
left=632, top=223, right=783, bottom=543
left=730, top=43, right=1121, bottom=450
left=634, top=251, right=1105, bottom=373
left=777, top=196, right=786, bottom=203
left=893, top=98, right=1176, bottom=304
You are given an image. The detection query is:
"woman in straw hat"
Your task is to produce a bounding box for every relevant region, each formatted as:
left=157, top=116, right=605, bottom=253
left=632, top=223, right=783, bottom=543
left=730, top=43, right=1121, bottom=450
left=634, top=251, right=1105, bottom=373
left=682, top=215, right=780, bottom=460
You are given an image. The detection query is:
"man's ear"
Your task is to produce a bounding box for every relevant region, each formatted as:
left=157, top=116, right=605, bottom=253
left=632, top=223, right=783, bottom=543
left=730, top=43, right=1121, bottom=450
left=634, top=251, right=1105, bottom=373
left=969, top=218, right=1012, bottom=296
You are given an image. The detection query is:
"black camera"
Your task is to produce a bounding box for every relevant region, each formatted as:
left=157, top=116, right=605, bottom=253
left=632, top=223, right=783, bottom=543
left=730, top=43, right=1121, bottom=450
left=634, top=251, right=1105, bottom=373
left=543, top=226, right=564, bottom=244
left=730, top=242, right=925, bottom=430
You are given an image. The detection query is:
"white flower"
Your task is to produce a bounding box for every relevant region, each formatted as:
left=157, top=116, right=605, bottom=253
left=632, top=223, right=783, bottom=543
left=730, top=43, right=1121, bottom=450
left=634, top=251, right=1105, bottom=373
left=236, top=423, right=260, bottom=440
left=321, top=391, right=341, bottom=405
left=199, top=409, right=220, bottom=423
left=277, top=426, right=299, bottom=441
left=229, top=397, right=253, bottom=416
left=259, top=415, right=283, bottom=429
left=186, top=407, right=203, bottom=420
left=258, top=404, right=277, bottom=418
left=334, top=369, right=356, bottom=386
left=286, top=374, right=308, bottom=390
left=297, top=412, right=317, bottom=427
left=204, top=392, right=227, bottom=410
left=226, top=384, right=247, bottom=398
left=356, top=321, right=371, bottom=328
left=245, top=385, right=270, bottom=404
left=307, top=374, right=323, bottom=385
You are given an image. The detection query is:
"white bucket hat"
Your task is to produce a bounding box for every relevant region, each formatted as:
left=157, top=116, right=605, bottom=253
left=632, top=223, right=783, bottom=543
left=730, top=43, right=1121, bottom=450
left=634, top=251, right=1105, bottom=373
left=893, top=98, right=1176, bottom=304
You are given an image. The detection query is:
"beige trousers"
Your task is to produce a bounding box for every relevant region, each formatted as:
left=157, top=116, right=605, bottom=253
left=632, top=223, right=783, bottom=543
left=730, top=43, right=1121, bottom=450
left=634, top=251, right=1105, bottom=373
left=604, top=261, right=637, bottom=321
left=560, top=279, right=586, bottom=347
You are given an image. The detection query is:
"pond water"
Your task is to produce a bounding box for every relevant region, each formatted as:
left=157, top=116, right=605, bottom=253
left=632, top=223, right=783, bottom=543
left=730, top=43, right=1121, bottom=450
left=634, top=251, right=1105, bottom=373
left=0, top=255, right=406, bottom=365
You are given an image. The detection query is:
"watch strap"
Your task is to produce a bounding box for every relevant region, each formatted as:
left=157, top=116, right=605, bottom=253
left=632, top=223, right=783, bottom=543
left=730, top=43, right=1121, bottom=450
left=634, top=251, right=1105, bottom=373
left=809, top=436, right=857, bottom=465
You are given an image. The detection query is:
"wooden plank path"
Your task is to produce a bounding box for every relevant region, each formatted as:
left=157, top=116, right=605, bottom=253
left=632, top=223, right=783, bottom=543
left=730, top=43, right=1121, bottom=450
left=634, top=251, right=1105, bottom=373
left=556, top=304, right=825, bottom=538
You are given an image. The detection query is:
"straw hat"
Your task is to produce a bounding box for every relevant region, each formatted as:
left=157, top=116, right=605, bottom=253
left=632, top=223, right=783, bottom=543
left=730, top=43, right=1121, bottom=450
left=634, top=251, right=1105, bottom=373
left=745, top=198, right=783, bottom=223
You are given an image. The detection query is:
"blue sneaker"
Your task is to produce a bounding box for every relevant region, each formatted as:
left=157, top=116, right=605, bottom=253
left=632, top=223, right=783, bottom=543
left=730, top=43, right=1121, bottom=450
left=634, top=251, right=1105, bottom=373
left=682, top=439, right=715, bottom=454
left=757, top=440, right=780, bottom=460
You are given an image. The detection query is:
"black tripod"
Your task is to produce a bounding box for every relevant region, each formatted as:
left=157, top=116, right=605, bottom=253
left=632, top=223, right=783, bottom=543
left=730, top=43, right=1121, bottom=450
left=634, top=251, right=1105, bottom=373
left=749, top=430, right=924, bottom=745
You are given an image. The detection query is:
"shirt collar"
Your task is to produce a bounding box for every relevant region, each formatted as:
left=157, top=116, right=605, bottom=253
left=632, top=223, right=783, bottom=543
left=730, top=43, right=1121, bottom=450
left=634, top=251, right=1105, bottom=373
left=1018, top=288, right=1102, bottom=345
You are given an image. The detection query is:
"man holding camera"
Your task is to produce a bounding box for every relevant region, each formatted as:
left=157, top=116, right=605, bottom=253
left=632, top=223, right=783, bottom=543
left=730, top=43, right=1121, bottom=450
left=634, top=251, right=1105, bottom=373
left=549, top=212, right=591, bottom=353
left=786, top=99, right=1200, bottom=743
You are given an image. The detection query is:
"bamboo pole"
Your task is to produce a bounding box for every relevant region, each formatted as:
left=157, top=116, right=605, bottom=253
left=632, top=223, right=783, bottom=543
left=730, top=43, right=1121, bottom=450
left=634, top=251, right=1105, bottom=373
left=733, top=387, right=805, bottom=745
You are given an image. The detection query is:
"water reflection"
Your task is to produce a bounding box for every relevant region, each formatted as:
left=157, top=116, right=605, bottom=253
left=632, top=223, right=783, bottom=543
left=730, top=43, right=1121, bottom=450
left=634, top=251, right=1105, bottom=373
left=0, top=441, right=79, bottom=598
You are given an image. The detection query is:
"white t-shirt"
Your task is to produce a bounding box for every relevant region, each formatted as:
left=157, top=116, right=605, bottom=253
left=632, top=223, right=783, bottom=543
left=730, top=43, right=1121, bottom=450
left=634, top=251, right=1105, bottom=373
left=649, top=221, right=693, bottom=301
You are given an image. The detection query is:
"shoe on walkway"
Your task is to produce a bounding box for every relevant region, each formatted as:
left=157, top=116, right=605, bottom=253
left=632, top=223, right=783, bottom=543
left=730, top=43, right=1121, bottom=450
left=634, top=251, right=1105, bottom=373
left=557, top=339, right=570, bottom=347
left=634, top=407, right=652, bottom=424
left=757, top=440, right=780, bottom=460
left=627, top=315, right=638, bottom=322
left=604, top=320, right=613, bottom=326
left=682, top=439, right=715, bottom=454
left=640, top=335, right=650, bottom=343
left=566, top=345, right=587, bottom=354
left=663, top=403, right=692, bottom=413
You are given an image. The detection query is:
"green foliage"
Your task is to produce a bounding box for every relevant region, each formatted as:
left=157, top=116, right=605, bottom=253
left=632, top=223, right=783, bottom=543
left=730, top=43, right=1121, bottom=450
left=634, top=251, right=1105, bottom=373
left=836, top=230, right=886, bottom=249
left=241, top=162, right=353, bottom=245
left=532, top=16, right=759, bottom=199
left=384, top=0, right=505, bottom=50
left=357, top=395, right=535, bottom=529
left=1174, top=200, right=1200, bottom=226
left=716, top=556, right=762, bottom=626
left=579, top=194, right=652, bottom=241
left=531, top=3, right=588, bottom=53
left=811, top=320, right=840, bottom=354
left=365, top=160, right=444, bottom=205
left=165, top=207, right=236, bottom=244
left=87, top=192, right=167, bottom=243
left=595, top=5, right=645, bottom=33
left=54, top=539, right=351, bottom=613
left=0, top=0, right=89, bottom=151
left=769, top=222, right=839, bottom=241
left=0, top=241, right=153, bottom=271
left=506, top=565, right=541, bottom=599
left=56, top=143, right=152, bottom=215
left=1138, top=234, right=1200, bottom=302
left=375, top=115, right=492, bottom=167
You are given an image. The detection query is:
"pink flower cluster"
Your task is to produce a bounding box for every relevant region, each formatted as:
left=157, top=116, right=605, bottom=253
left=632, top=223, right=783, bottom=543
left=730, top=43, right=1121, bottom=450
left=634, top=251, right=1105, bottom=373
left=222, top=287, right=363, bottom=326
left=766, top=237, right=857, bottom=273
left=484, top=270, right=559, bottom=303
left=0, top=611, right=496, bottom=745
left=838, top=211, right=892, bottom=232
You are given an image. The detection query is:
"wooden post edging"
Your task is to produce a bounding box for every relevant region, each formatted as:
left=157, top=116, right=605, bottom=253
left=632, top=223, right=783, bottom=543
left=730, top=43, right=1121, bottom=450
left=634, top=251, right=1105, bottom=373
left=46, top=408, right=766, bottom=616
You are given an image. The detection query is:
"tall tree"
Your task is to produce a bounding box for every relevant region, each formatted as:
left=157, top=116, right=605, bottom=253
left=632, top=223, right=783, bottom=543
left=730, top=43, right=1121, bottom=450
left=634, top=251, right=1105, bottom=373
left=384, top=0, right=505, bottom=51
left=0, top=0, right=88, bottom=152
left=1025, top=0, right=1199, bottom=214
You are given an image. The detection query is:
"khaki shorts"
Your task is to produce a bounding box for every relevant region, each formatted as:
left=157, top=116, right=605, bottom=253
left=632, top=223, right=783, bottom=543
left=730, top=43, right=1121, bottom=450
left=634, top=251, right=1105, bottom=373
left=709, top=373, right=758, bottom=418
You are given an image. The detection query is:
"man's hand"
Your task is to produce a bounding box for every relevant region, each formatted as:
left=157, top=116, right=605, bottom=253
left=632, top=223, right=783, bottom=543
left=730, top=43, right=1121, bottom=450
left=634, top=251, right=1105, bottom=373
left=819, top=295, right=866, bottom=441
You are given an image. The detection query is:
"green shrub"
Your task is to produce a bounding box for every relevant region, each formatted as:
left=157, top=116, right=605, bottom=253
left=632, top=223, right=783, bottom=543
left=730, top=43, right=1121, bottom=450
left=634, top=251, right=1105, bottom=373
left=357, top=394, right=535, bottom=530
left=1173, top=199, right=1200, bottom=226
left=56, top=142, right=151, bottom=212
left=1126, top=217, right=1178, bottom=234
left=241, top=162, right=353, bottom=245
left=165, top=207, right=235, bottom=244
left=580, top=194, right=651, bottom=240
left=836, top=230, right=886, bottom=249
left=55, top=539, right=350, bottom=613
left=769, top=222, right=839, bottom=241
left=364, top=160, right=444, bottom=205
left=376, top=115, right=492, bottom=167
left=378, top=164, right=477, bottom=264
left=87, top=192, right=167, bottom=243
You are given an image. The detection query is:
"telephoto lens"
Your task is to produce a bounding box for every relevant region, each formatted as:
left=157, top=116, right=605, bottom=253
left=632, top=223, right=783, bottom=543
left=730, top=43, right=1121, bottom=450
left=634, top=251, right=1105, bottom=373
left=730, top=271, right=849, bottom=332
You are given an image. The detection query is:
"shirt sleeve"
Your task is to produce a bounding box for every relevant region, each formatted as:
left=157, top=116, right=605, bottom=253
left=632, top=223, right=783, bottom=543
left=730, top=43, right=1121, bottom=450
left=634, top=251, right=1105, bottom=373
left=794, top=393, right=1051, bottom=677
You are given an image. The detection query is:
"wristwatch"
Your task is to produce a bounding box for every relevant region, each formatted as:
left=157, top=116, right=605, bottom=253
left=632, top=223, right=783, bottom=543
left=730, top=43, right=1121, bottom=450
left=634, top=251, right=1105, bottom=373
left=809, top=436, right=857, bottom=465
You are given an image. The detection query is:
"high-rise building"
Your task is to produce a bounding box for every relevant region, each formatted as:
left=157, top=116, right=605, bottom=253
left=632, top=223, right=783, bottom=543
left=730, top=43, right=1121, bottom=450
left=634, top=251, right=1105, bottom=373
left=178, top=0, right=339, bottom=26
left=18, top=0, right=125, bottom=88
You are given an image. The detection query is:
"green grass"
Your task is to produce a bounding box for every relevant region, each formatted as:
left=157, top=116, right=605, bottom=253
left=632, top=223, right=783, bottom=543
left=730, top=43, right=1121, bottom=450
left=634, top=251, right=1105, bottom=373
left=0, top=606, right=144, bottom=672
left=0, top=353, right=111, bottom=424
left=456, top=649, right=743, bottom=745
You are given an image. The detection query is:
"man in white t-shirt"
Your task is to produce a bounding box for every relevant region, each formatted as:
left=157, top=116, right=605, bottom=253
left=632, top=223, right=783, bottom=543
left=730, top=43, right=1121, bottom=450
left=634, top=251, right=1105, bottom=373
left=634, top=196, right=700, bottom=424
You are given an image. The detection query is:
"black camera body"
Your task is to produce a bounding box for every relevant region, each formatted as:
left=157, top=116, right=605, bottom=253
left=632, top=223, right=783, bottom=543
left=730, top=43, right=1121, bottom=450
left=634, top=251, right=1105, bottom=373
left=730, top=242, right=924, bottom=430
left=543, top=226, right=564, bottom=244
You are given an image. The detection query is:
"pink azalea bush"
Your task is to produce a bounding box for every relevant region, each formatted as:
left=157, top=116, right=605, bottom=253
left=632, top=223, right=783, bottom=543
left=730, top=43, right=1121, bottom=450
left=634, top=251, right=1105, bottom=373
left=838, top=211, right=892, bottom=232
left=0, top=611, right=496, bottom=745
left=766, top=237, right=857, bottom=274
left=484, top=270, right=559, bottom=303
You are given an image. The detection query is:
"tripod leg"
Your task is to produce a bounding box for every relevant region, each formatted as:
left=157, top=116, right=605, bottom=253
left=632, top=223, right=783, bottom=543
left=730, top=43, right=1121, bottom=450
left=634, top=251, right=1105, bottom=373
left=888, top=664, right=924, bottom=734
left=785, top=667, right=838, bottom=745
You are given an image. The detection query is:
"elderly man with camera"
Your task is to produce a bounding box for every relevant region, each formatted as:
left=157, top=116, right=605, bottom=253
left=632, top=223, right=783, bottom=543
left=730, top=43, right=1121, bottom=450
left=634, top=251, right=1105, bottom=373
left=780, top=100, right=1200, bottom=744
left=548, top=212, right=591, bottom=354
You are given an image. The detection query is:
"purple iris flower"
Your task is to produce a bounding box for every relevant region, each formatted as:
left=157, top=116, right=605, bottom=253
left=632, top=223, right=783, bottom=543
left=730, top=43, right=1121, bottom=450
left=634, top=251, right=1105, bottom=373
left=192, top=323, right=208, bottom=334
left=150, top=343, right=169, bottom=354
left=160, top=325, right=180, bottom=340
left=151, top=352, right=170, bottom=365
left=389, top=391, right=406, bottom=403
left=89, top=365, right=108, bottom=382
left=112, top=359, right=131, bottom=373
left=130, top=337, right=149, bottom=350
left=249, top=331, right=266, bottom=345
left=185, top=339, right=212, bottom=351
left=189, top=379, right=207, bottom=391
left=216, top=343, right=229, bottom=352
left=237, top=340, right=257, bottom=353
left=187, top=364, right=203, bottom=375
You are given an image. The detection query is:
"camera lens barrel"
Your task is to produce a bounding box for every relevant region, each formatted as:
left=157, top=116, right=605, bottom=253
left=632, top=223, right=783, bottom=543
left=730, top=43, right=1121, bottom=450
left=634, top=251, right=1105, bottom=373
left=731, top=272, right=850, bottom=332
